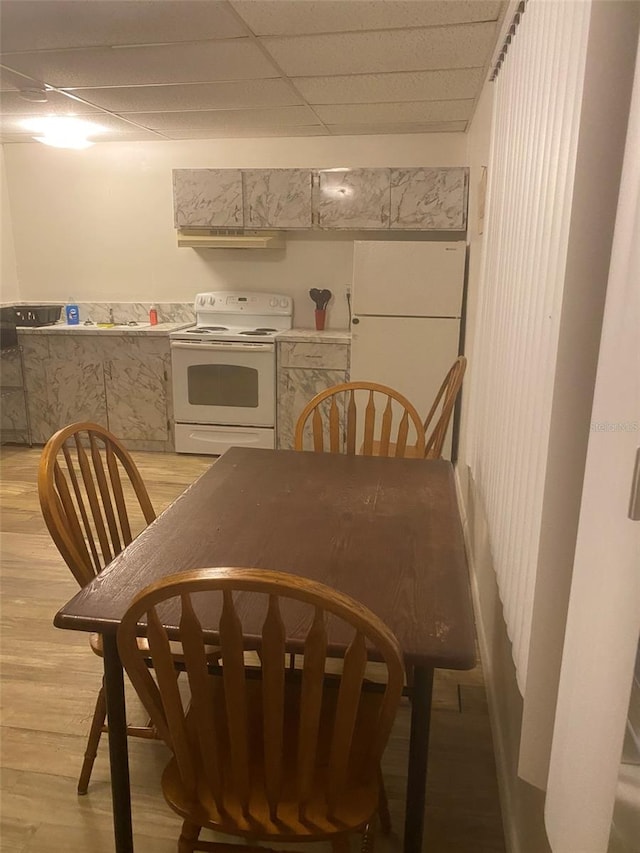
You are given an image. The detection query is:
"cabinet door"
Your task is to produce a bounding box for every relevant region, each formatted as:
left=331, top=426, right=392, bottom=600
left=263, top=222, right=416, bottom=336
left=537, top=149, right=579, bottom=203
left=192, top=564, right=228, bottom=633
left=243, top=169, right=312, bottom=229
left=315, top=168, right=390, bottom=229
left=105, top=348, right=169, bottom=441
left=276, top=367, right=348, bottom=450
left=173, top=168, right=243, bottom=227
left=44, top=337, right=108, bottom=438
left=390, top=167, right=468, bottom=230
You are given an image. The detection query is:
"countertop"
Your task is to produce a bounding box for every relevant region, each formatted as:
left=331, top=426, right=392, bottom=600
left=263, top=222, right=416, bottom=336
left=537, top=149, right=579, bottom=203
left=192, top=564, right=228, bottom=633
left=276, top=328, right=351, bottom=344
left=16, top=321, right=190, bottom=336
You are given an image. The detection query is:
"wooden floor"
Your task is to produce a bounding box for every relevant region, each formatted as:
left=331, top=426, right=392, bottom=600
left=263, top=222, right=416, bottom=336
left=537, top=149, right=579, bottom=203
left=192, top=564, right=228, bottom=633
left=0, top=446, right=506, bottom=853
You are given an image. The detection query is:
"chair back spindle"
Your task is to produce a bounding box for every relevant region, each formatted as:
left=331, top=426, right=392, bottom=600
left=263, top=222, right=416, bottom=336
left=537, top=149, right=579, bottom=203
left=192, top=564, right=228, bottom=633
left=39, top=422, right=156, bottom=588
left=117, top=568, right=404, bottom=834
left=295, top=381, right=425, bottom=458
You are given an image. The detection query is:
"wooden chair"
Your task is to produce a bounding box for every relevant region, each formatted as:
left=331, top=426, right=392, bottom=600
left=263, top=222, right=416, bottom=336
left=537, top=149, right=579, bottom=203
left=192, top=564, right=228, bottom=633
left=294, top=380, right=426, bottom=457
left=38, top=422, right=196, bottom=794
left=369, top=357, right=467, bottom=460
left=117, top=567, right=405, bottom=853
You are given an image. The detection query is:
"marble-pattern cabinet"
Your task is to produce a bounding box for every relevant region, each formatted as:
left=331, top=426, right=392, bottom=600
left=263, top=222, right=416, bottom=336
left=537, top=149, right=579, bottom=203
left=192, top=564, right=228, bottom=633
left=315, top=169, right=390, bottom=229
left=276, top=339, right=350, bottom=450
left=243, top=169, right=312, bottom=229
left=173, top=169, right=243, bottom=228
left=100, top=338, right=170, bottom=443
left=390, top=167, right=468, bottom=230
left=21, top=333, right=173, bottom=450
left=0, top=347, right=30, bottom=444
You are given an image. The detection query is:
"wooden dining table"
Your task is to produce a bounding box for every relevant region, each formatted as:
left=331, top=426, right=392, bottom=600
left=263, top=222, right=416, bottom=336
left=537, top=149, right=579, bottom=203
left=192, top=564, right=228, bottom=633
left=54, top=446, right=476, bottom=853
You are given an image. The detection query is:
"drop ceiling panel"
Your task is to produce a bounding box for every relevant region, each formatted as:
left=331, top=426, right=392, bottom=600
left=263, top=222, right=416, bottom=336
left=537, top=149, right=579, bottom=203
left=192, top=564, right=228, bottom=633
left=0, top=0, right=506, bottom=142
left=0, top=111, right=143, bottom=134
left=165, top=126, right=326, bottom=139
left=261, top=22, right=499, bottom=77
left=71, top=80, right=303, bottom=113
left=293, top=68, right=484, bottom=105
left=231, top=0, right=503, bottom=36
left=315, top=100, right=474, bottom=125
left=0, top=1, right=248, bottom=52
left=124, top=105, right=321, bottom=132
left=0, top=90, right=102, bottom=115
left=1, top=40, right=279, bottom=89
left=328, top=121, right=468, bottom=135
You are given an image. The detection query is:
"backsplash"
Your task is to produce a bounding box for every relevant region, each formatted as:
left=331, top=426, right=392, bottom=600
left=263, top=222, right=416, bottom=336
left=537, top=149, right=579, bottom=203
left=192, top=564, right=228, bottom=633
left=4, top=301, right=196, bottom=325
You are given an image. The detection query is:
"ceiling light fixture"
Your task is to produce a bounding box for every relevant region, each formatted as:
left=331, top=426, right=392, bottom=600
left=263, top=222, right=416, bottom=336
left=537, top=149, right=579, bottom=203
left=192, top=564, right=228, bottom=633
left=18, top=88, right=48, bottom=103
left=20, top=116, right=105, bottom=149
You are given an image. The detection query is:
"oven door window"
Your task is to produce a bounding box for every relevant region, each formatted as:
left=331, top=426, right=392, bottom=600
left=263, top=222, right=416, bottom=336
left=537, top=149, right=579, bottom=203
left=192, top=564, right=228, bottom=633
left=188, top=363, right=259, bottom=408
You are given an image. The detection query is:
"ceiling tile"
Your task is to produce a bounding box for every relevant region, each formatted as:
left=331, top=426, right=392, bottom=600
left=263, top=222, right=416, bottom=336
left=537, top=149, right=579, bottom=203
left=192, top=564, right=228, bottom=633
left=315, top=100, right=474, bottom=125
left=231, top=1, right=503, bottom=36
left=0, top=1, right=248, bottom=52
left=164, top=126, right=326, bottom=139
left=0, top=111, right=146, bottom=135
left=1, top=40, right=279, bottom=89
left=68, top=79, right=302, bottom=114
left=123, top=106, right=322, bottom=132
left=327, top=121, right=469, bottom=135
left=261, top=22, right=499, bottom=77
left=0, top=90, right=102, bottom=116
left=293, top=68, right=484, bottom=105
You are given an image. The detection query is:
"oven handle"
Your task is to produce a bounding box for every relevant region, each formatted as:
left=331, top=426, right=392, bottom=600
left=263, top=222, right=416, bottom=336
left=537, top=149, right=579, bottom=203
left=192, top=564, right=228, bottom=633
left=170, top=341, right=275, bottom=353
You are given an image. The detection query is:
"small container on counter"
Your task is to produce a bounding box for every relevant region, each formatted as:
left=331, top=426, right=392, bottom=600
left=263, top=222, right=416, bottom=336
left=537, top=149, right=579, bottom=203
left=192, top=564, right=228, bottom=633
left=65, top=299, right=79, bottom=325
left=149, top=305, right=158, bottom=326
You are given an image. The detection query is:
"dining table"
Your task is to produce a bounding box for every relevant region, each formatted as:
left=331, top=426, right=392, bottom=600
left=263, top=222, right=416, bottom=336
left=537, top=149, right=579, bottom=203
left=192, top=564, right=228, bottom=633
left=54, top=446, right=476, bottom=853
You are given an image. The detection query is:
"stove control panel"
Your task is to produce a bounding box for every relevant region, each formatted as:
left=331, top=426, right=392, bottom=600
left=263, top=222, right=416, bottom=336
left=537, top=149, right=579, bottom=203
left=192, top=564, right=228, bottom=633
left=195, top=291, right=292, bottom=315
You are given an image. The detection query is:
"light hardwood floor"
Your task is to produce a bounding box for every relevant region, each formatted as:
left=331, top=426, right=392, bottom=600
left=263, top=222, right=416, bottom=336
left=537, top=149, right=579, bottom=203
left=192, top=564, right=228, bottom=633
left=0, top=446, right=505, bottom=853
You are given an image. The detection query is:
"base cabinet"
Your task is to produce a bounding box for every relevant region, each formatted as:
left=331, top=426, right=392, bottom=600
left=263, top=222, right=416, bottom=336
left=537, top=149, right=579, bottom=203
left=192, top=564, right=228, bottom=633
left=276, top=340, right=350, bottom=450
left=20, top=333, right=173, bottom=450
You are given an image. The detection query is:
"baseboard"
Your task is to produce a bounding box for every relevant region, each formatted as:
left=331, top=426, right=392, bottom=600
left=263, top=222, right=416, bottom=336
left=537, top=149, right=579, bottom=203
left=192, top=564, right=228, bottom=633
left=454, top=464, right=522, bottom=853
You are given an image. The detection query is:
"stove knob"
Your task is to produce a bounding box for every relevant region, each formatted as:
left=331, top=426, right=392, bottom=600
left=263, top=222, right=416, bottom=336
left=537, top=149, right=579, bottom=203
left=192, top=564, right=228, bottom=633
left=279, top=298, right=288, bottom=308
left=269, top=297, right=278, bottom=308
left=207, top=296, right=214, bottom=305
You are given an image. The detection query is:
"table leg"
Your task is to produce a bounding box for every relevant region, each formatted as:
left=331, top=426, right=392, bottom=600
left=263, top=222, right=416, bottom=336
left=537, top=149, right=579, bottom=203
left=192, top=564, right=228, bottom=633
left=404, top=666, right=434, bottom=853
left=102, top=633, right=134, bottom=853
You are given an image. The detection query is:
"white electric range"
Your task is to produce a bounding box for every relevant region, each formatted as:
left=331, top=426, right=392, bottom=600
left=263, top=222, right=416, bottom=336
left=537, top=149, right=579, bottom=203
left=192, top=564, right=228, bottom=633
left=170, top=291, right=293, bottom=455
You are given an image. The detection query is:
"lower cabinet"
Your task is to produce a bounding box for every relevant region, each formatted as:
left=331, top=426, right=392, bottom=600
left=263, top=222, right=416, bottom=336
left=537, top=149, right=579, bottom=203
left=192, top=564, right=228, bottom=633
left=21, top=333, right=172, bottom=449
left=276, top=340, right=350, bottom=450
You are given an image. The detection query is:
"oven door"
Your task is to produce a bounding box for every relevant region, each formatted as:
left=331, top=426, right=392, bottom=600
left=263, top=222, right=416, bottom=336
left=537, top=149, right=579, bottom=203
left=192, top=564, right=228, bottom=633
left=171, top=340, right=275, bottom=427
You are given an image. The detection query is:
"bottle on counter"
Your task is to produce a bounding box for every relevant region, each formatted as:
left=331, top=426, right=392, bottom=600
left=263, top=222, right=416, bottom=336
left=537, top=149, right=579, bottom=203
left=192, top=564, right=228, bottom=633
left=149, top=304, right=158, bottom=326
left=65, top=298, right=79, bottom=325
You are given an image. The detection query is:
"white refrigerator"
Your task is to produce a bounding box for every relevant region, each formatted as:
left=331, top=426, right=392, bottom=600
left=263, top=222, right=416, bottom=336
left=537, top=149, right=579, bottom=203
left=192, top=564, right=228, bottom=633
left=350, top=240, right=466, bottom=458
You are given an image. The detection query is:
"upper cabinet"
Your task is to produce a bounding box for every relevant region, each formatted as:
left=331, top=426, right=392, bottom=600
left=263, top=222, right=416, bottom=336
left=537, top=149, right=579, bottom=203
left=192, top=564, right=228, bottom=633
left=243, top=169, right=313, bottom=229
left=172, top=166, right=468, bottom=233
left=315, top=169, right=390, bottom=229
left=390, top=167, right=468, bottom=230
left=173, top=169, right=243, bottom=228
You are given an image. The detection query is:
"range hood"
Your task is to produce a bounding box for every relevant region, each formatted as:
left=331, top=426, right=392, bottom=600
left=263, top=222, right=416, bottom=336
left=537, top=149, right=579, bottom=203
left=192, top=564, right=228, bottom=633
left=177, top=229, right=285, bottom=249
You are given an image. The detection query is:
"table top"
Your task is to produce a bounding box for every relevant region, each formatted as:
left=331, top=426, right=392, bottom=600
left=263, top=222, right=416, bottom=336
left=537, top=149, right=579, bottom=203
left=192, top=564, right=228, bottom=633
left=54, top=447, right=476, bottom=670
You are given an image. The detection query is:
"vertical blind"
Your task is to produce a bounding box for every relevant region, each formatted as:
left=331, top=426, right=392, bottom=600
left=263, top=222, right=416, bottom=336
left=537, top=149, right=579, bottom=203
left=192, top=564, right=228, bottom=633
left=468, top=0, right=591, bottom=692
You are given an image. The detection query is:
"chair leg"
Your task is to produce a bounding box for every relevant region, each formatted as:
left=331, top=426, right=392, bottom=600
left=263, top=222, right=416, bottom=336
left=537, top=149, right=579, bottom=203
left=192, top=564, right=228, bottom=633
left=377, top=771, right=392, bottom=836
left=178, top=820, right=201, bottom=853
left=78, top=681, right=107, bottom=795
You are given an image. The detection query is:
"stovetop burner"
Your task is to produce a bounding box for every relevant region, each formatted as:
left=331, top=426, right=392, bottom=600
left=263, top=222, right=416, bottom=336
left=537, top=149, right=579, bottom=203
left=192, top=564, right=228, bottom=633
left=239, top=328, right=277, bottom=336
left=189, top=325, right=229, bottom=333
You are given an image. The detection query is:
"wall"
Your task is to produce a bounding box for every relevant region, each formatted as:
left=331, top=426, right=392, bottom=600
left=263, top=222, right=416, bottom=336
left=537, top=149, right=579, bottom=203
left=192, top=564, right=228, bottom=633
left=458, top=80, right=551, bottom=853
left=1, top=132, right=465, bottom=329
left=1, top=148, right=19, bottom=302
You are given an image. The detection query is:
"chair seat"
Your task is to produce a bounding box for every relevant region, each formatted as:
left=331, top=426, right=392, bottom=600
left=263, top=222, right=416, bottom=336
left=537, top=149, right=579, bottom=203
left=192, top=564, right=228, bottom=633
left=90, top=632, right=219, bottom=662
left=367, top=440, right=423, bottom=459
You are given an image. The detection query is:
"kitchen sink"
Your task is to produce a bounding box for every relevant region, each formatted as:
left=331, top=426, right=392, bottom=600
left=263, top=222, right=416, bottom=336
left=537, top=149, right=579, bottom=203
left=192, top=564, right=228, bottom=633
left=55, top=322, right=152, bottom=331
